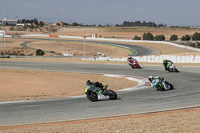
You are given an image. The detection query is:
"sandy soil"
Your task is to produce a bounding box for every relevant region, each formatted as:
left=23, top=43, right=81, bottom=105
left=57, top=27, right=200, bottom=40
left=28, top=40, right=131, bottom=57
left=2, top=38, right=131, bottom=57
left=0, top=28, right=200, bottom=132
left=123, top=42, right=198, bottom=55
left=0, top=69, right=137, bottom=102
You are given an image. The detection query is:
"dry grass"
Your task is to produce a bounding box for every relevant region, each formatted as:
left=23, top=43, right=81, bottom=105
left=2, top=37, right=131, bottom=57
left=57, top=27, right=200, bottom=40
left=0, top=69, right=137, bottom=102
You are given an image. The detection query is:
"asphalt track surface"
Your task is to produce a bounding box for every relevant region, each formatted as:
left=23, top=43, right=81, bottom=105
left=0, top=39, right=199, bottom=126
left=0, top=61, right=200, bottom=126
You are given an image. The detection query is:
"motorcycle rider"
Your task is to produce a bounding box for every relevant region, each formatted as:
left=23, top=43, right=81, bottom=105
left=163, top=59, right=173, bottom=71
left=85, top=80, right=108, bottom=94
left=127, top=54, right=137, bottom=64
left=127, top=54, right=133, bottom=62
left=148, top=75, right=165, bottom=88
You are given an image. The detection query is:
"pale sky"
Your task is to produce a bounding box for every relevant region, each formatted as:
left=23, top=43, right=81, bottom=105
left=0, top=0, right=200, bottom=26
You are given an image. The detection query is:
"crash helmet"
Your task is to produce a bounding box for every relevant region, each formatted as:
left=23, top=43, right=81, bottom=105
left=86, top=80, right=91, bottom=85
left=148, top=75, right=153, bottom=82
left=159, top=76, right=165, bottom=81
left=163, top=59, right=166, bottom=61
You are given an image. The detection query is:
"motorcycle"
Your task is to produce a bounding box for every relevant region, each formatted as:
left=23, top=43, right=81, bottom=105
left=85, top=86, right=117, bottom=102
left=128, top=59, right=142, bottom=69
left=166, top=62, right=179, bottom=72
left=149, top=77, right=174, bottom=91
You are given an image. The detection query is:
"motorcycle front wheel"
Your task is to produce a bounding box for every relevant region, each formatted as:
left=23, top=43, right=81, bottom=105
left=107, top=90, right=117, bottom=100
left=168, top=83, right=174, bottom=90
left=137, top=64, right=142, bottom=69
left=87, top=91, right=98, bottom=102
left=175, top=68, right=179, bottom=72
left=156, top=83, right=166, bottom=91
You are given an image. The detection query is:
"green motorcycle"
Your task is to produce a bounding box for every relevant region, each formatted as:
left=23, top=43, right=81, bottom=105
left=166, top=62, right=179, bottom=72
left=85, top=86, right=117, bottom=102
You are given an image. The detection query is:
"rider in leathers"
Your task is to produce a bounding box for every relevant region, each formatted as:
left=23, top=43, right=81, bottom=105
left=127, top=54, right=137, bottom=64
left=85, top=80, right=108, bottom=94
left=149, top=76, right=165, bottom=88
left=163, top=59, right=173, bottom=71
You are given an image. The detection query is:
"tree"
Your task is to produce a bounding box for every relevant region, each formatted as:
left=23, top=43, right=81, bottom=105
left=133, top=35, right=141, bottom=40
left=121, top=20, right=164, bottom=27
left=192, top=32, right=200, bottom=41
left=170, top=34, right=178, bottom=41
left=143, top=32, right=154, bottom=40
left=155, top=35, right=165, bottom=41
left=63, top=22, right=68, bottom=26
left=158, top=24, right=164, bottom=27
left=39, top=21, right=44, bottom=27
left=36, top=49, right=45, bottom=56
left=72, top=22, right=78, bottom=26
left=181, top=34, right=191, bottom=41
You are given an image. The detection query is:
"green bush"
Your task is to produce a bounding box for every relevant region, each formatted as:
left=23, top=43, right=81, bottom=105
left=189, top=43, right=196, bottom=48
left=170, top=34, right=178, bottom=41
left=143, top=32, right=154, bottom=40
left=192, top=32, right=200, bottom=41
left=133, top=35, right=141, bottom=40
left=197, top=42, right=200, bottom=48
left=181, top=34, right=191, bottom=41
left=10, top=26, right=15, bottom=31
left=154, top=35, right=165, bottom=41
left=36, top=49, right=45, bottom=56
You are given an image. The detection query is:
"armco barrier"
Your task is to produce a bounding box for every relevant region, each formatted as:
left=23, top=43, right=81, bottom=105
left=82, top=55, right=200, bottom=63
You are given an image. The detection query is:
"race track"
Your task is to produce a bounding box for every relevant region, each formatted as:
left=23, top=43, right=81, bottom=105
left=0, top=61, right=200, bottom=126
left=20, top=38, right=160, bottom=56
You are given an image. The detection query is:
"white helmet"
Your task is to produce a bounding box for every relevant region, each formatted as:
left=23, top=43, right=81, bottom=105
left=148, top=75, right=153, bottom=82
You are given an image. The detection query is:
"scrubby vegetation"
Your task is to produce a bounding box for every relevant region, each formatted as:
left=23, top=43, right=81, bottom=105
left=36, top=49, right=45, bottom=56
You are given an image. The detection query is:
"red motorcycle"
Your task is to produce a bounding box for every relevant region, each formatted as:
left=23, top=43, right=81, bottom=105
left=128, top=59, right=142, bottom=69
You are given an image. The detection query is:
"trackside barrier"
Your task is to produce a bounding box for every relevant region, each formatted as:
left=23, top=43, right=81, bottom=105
left=82, top=55, right=200, bottom=63
left=20, top=34, right=49, bottom=37
left=49, top=35, right=59, bottom=38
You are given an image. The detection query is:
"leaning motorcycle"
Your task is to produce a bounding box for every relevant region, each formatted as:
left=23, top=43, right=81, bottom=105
left=166, top=62, right=179, bottom=72
left=156, top=80, right=174, bottom=91
left=152, top=78, right=174, bottom=91
left=85, top=86, right=117, bottom=102
left=128, top=59, right=142, bottom=69
left=149, top=77, right=174, bottom=91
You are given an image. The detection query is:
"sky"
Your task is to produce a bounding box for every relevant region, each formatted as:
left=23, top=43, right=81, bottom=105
left=0, top=0, right=200, bottom=26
